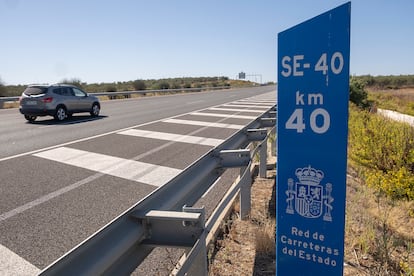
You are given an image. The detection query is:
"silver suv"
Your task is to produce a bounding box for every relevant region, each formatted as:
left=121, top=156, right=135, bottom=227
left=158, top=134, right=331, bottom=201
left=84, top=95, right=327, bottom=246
left=19, top=84, right=100, bottom=122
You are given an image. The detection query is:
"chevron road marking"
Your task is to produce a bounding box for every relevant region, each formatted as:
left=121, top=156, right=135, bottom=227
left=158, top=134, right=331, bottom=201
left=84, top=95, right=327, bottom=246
left=0, top=244, right=40, bottom=275
left=190, top=112, right=257, bottom=120
left=33, top=147, right=182, bottom=187
left=221, top=103, right=270, bottom=109
left=235, top=100, right=274, bottom=105
left=118, top=129, right=224, bottom=147
left=162, top=118, right=244, bottom=129
left=207, top=107, right=266, bottom=113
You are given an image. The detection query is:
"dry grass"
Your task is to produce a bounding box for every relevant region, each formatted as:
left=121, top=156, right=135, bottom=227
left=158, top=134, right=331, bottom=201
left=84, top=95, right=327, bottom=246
left=344, top=167, right=414, bottom=275
left=0, top=101, right=19, bottom=109
left=368, top=87, right=414, bottom=116
left=369, top=87, right=414, bottom=98
left=255, top=220, right=276, bottom=256
left=208, top=168, right=276, bottom=276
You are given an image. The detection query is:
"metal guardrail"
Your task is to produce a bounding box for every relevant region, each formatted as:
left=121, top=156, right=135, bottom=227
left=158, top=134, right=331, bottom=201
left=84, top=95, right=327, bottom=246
left=0, top=86, right=232, bottom=105
left=39, top=105, right=276, bottom=275
left=0, top=96, right=20, bottom=102
left=172, top=126, right=276, bottom=276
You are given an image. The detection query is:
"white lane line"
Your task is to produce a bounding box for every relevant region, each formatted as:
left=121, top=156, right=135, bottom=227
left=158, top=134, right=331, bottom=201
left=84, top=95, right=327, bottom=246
left=0, top=174, right=105, bottom=222
left=163, top=118, right=244, bottom=129
left=202, top=177, right=221, bottom=198
left=186, top=100, right=204, bottom=105
left=190, top=112, right=257, bottom=120
left=208, top=107, right=265, bottom=113
left=118, top=129, right=224, bottom=147
left=33, top=147, right=182, bottom=187
left=0, top=244, right=40, bottom=275
left=222, top=104, right=270, bottom=109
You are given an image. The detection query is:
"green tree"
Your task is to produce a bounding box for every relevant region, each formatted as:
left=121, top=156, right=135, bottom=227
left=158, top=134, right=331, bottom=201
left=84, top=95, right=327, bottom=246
left=132, top=79, right=146, bottom=91
left=0, top=78, right=6, bottom=97
left=157, top=81, right=170, bottom=90
left=105, top=84, right=117, bottom=92
left=349, top=77, right=369, bottom=109
left=61, top=78, right=84, bottom=89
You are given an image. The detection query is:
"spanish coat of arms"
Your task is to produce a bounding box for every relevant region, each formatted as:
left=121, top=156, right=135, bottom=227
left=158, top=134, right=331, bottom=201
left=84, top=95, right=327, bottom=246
left=286, top=165, right=334, bottom=222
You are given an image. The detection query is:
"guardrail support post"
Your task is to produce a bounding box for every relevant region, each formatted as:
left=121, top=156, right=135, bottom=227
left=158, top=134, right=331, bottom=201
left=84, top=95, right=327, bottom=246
left=259, top=137, right=268, bottom=178
left=178, top=233, right=207, bottom=276
left=271, top=128, right=276, bottom=157
left=240, top=166, right=252, bottom=220
left=175, top=206, right=207, bottom=276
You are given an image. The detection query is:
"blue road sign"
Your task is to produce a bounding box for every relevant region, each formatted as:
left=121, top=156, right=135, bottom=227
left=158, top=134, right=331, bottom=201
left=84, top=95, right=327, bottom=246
left=276, top=2, right=351, bottom=275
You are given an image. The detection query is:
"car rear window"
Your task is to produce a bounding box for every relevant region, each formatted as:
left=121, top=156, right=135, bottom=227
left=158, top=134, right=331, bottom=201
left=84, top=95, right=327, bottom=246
left=23, top=87, right=48, bottom=96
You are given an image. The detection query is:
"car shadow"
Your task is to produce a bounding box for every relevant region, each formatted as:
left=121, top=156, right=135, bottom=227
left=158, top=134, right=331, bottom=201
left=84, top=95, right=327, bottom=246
left=26, top=115, right=107, bottom=125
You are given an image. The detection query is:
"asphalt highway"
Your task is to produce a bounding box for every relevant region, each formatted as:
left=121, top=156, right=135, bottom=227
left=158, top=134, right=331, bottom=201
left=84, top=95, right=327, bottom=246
left=0, top=86, right=275, bottom=274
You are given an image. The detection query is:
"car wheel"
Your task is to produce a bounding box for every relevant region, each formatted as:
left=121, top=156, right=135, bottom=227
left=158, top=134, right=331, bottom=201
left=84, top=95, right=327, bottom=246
left=24, top=115, right=37, bottom=122
left=90, top=103, right=100, bottom=117
left=54, top=106, right=67, bottom=121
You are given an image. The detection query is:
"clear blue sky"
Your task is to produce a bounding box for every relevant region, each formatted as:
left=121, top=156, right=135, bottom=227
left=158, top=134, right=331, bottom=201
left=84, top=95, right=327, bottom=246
left=1, top=0, right=413, bottom=85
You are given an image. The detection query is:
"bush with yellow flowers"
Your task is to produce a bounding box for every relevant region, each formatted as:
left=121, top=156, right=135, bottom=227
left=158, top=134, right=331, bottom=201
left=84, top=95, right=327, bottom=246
left=348, top=104, right=414, bottom=200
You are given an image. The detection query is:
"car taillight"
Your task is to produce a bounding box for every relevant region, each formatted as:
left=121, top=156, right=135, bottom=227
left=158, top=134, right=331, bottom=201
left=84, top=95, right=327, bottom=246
left=42, top=97, right=53, bottom=103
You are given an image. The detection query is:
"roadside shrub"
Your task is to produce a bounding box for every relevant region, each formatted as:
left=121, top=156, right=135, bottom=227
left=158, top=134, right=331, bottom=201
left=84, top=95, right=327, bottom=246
left=348, top=105, right=414, bottom=200
left=0, top=83, right=6, bottom=97
left=105, top=85, right=117, bottom=92
left=352, top=75, right=414, bottom=90
left=61, top=78, right=84, bottom=89
left=0, top=77, right=8, bottom=97
left=132, top=79, right=146, bottom=91
left=157, top=81, right=170, bottom=90
left=366, top=168, right=414, bottom=200
left=349, top=77, right=370, bottom=109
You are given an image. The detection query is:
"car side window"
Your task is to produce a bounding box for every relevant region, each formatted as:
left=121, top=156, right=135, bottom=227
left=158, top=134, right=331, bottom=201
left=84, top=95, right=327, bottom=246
left=73, top=88, right=86, bottom=97
left=63, top=87, right=74, bottom=96
left=52, top=88, right=63, bottom=95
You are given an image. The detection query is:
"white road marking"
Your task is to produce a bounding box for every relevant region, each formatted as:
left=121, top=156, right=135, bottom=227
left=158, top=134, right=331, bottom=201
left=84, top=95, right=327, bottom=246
left=208, top=107, right=265, bottom=113
left=118, top=129, right=224, bottom=147
left=186, top=100, right=204, bottom=105
left=202, top=177, right=221, bottom=198
left=190, top=112, right=257, bottom=120
left=163, top=118, right=244, bottom=129
left=0, top=244, right=40, bottom=276
left=0, top=173, right=105, bottom=222
left=222, top=103, right=270, bottom=109
left=241, top=99, right=275, bottom=102
left=33, top=147, right=182, bottom=187
left=234, top=101, right=274, bottom=106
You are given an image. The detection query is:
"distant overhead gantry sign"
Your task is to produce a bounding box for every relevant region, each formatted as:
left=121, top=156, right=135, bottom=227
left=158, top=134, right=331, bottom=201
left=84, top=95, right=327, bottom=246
left=238, top=72, right=262, bottom=84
